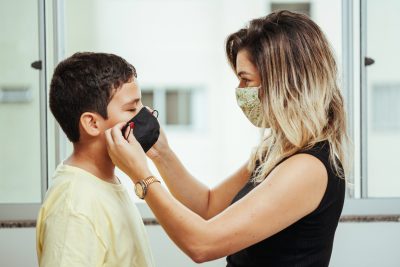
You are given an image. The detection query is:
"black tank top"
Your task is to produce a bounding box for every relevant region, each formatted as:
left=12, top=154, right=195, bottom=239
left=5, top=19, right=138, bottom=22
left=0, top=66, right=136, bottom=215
left=226, top=141, right=345, bottom=267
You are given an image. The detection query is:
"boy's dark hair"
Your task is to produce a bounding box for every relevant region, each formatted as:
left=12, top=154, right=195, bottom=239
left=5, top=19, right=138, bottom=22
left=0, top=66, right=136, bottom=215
left=50, top=52, right=137, bottom=142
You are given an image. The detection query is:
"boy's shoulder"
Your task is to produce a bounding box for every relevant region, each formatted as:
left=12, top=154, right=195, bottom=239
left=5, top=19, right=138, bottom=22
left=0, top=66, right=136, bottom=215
left=45, top=164, right=96, bottom=199
left=41, top=164, right=122, bottom=218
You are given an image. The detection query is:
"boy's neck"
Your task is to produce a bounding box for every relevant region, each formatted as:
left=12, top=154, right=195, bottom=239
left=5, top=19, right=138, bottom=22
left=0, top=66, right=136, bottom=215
left=64, top=141, right=118, bottom=184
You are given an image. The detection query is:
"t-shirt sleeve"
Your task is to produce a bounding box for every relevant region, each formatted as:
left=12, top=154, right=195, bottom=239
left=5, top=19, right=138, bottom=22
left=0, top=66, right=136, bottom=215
left=38, top=211, right=107, bottom=267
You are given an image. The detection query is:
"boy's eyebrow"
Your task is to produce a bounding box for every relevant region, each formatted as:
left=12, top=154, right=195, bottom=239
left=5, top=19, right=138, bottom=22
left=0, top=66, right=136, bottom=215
left=122, top=98, right=141, bottom=106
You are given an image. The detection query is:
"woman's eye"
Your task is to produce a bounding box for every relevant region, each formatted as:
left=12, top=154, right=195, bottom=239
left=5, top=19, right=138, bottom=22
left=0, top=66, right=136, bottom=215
left=129, top=109, right=136, bottom=112
left=241, top=78, right=250, bottom=86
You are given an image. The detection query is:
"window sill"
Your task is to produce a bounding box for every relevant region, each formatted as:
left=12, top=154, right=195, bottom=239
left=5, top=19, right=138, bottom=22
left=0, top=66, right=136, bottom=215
left=2, top=199, right=400, bottom=228
left=1, top=215, right=400, bottom=229
left=0, top=218, right=160, bottom=228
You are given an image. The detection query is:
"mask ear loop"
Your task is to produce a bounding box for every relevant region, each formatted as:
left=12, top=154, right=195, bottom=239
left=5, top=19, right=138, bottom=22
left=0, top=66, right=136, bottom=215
left=125, top=122, right=135, bottom=140
left=152, top=110, right=159, bottom=118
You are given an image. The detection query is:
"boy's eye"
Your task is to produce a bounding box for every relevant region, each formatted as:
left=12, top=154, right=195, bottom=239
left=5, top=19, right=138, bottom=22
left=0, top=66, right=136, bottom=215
left=128, top=109, right=136, bottom=112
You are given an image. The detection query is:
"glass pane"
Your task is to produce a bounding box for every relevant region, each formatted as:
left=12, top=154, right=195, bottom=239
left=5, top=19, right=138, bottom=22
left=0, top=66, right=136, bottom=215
left=179, top=91, right=192, bottom=126
left=166, top=90, right=179, bottom=125
left=141, top=91, right=154, bottom=108
left=271, top=3, right=311, bottom=16
left=0, top=0, right=42, bottom=203
left=165, top=90, right=192, bottom=126
left=366, top=0, right=400, bottom=197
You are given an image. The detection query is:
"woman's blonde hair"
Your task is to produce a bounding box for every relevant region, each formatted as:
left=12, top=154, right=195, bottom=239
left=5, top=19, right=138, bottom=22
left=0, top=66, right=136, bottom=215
left=226, top=10, right=349, bottom=183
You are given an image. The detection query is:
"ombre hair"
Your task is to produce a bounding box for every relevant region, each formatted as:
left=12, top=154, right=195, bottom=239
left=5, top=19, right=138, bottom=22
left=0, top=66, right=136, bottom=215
left=226, top=10, right=349, bottom=183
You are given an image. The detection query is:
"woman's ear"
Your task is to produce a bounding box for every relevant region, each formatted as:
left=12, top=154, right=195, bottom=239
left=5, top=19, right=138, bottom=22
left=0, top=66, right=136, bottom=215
left=80, top=112, right=101, bottom=138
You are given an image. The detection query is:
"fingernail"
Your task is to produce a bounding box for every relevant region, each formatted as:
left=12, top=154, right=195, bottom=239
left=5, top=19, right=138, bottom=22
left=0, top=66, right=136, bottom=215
left=129, top=122, right=135, bottom=129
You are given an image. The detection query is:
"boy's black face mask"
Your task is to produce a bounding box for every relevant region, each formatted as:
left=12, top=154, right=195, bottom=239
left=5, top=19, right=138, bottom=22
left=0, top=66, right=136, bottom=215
left=121, top=107, right=160, bottom=152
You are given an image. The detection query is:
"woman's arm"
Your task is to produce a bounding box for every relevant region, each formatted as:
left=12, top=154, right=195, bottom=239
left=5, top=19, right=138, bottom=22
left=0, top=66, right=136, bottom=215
left=150, top=147, right=250, bottom=219
left=146, top=128, right=250, bottom=219
left=106, top=124, right=328, bottom=263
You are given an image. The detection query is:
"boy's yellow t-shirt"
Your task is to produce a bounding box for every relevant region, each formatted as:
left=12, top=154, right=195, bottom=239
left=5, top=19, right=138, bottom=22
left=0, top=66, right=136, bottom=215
left=36, top=164, right=155, bottom=267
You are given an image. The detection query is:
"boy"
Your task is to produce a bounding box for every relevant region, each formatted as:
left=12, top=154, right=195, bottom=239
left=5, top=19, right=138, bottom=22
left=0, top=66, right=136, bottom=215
left=36, top=52, right=155, bottom=267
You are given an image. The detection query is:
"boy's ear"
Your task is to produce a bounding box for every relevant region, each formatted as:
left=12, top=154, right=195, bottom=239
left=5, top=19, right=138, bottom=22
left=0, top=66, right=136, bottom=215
left=80, top=112, right=102, bottom=137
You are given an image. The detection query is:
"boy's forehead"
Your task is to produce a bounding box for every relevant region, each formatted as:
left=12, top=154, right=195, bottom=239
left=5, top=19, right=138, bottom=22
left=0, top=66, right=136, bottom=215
left=112, top=79, right=141, bottom=103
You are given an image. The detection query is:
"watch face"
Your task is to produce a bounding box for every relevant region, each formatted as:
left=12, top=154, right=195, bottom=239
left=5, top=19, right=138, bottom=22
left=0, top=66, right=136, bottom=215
left=135, top=183, right=144, bottom=199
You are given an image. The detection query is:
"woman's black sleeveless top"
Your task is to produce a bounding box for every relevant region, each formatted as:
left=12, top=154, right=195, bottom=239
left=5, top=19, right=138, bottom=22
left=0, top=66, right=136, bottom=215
left=226, top=141, right=345, bottom=267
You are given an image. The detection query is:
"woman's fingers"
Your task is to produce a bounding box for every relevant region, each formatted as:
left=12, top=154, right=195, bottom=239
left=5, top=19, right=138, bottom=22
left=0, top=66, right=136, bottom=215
left=105, top=122, right=129, bottom=157
left=126, top=127, right=136, bottom=144
left=105, top=128, right=113, bottom=147
left=124, top=121, right=135, bottom=140
left=106, top=121, right=141, bottom=151
left=105, top=128, right=113, bottom=155
left=115, top=121, right=127, bottom=130
left=110, top=122, right=126, bottom=143
left=105, top=122, right=151, bottom=182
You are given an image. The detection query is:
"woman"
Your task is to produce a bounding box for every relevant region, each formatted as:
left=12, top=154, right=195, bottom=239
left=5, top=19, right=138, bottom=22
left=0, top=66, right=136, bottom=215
left=106, top=10, right=348, bottom=266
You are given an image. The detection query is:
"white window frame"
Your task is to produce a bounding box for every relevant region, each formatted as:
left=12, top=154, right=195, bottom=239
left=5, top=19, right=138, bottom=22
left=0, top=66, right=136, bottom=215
left=0, top=0, right=48, bottom=221
left=341, top=0, right=400, bottom=217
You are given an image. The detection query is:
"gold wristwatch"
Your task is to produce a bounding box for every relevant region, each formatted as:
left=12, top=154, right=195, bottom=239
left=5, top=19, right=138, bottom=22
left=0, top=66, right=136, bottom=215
left=134, top=175, right=160, bottom=199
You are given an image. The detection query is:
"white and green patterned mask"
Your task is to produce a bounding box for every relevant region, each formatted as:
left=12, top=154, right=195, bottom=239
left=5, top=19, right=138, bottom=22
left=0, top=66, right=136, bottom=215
left=235, top=86, right=264, bottom=127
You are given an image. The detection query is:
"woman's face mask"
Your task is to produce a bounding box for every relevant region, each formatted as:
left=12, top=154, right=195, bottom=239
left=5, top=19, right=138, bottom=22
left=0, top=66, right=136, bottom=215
left=235, top=86, right=264, bottom=128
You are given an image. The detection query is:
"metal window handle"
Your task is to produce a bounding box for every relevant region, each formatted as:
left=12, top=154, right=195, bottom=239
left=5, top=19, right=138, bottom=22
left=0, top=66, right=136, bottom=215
left=365, top=57, right=375, bottom=66
left=31, top=60, right=42, bottom=70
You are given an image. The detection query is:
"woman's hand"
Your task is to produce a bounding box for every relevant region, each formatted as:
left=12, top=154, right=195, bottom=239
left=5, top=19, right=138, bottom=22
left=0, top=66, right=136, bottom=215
left=105, top=122, right=152, bottom=183
left=146, top=127, right=170, bottom=160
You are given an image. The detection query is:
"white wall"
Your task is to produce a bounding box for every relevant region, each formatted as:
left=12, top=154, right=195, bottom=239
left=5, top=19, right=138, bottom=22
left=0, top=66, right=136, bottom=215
left=0, top=228, right=37, bottom=267
left=331, top=223, right=400, bottom=267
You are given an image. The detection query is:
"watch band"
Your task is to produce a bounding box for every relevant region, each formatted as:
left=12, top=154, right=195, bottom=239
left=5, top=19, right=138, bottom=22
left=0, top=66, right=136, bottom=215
left=142, top=175, right=160, bottom=188
left=139, top=175, right=160, bottom=199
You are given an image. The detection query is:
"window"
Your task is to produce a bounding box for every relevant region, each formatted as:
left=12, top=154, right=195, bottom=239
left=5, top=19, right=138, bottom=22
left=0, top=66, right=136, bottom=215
left=372, top=85, right=400, bottom=132
left=0, top=0, right=48, bottom=220
left=362, top=0, right=400, bottom=198
left=166, top=90, right=192, bottom=126
left=141, top=88, right=198, bottom=128
left=141, top=91, right=154, bottom=110
left=271, top=2, right=311, bottom=16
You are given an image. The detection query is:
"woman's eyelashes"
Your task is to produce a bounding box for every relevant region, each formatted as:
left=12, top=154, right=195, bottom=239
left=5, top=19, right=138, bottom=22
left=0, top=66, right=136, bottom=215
left=239, top=78, right=251, bottom=87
